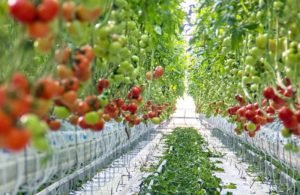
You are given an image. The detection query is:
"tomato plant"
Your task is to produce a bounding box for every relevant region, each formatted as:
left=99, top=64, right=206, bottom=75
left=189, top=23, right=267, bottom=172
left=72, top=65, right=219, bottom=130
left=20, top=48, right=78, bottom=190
left=0, top=0, right=186, bottom=153
left=188, top=0, right=300, bottom=145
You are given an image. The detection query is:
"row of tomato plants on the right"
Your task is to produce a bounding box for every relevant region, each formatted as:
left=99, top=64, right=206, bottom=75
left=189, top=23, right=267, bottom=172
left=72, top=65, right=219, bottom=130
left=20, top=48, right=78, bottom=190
left=188, top=0, right=300, bottom=146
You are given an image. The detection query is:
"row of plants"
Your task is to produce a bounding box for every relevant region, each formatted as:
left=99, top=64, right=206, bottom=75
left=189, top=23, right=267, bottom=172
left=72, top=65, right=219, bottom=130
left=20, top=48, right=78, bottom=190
left=212, top=128, right=299, bottom=194
left=139, top=127, right=222, bottom=195
left=0, top=0, right=186, bottom=153
left=188, top=0, right=300, bottom=142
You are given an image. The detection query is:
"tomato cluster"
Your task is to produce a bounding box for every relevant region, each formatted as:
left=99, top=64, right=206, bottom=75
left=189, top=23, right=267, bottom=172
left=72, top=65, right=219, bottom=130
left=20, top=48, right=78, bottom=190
left=1, top=0, right=185, bottom=154
left=227, top=78, right=300, bottom=137
left=9, top=0, right=59, bottom=38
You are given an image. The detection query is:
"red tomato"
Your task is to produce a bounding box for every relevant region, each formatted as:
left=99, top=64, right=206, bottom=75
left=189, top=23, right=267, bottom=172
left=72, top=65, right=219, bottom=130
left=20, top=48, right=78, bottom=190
left=10, top=96, right=32, bottom=117
left=78, top=116, right=90, bottom=129
left=97, top=79, right=110, bottom=89
left=4, top=129, right=31, bottom=151
left=116, top=98, right=124, bottom=107
left=91, top=119, right=104, bottom=131
left=153, top=66, right=164, bottom=79
left=37, top=0, right=59, bottom=22
left=0, top=87, right=6, bottom=106
left=0, top=111, right=13, bottom=135
left=12, top=72, right=30, bottom=94
left=127, top=103, right=138, bottom=114
left=77, top=101, right=90, bottom=115
left=9, top=0, right=36, bottom=24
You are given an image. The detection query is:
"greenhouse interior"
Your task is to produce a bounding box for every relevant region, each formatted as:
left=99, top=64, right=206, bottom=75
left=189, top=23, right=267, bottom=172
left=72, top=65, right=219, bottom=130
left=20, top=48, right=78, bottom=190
left=0, top=0, right=300, bottom=194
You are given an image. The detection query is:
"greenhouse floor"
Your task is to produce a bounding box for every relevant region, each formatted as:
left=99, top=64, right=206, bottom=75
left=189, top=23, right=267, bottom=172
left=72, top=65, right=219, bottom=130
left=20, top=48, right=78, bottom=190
left=75, top=95, right=274, bottom=195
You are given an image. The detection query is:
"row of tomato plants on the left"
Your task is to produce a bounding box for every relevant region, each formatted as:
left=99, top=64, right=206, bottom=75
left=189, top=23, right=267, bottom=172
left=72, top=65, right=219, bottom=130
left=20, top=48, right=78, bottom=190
left=0, top=0, right=186, bottom=153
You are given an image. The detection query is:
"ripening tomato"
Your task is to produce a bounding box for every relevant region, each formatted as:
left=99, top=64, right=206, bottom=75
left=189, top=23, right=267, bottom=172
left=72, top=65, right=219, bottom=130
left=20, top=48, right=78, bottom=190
left=76, top=5, right=101, bottom=22
left=4, top=129, right=31, bottom=151
left=55, top=47, right=72, bottom=64
left=48, top=120, right=61, bottom=131
left=37, top=0, right=59, bottom=22
left=57, top=65, right=73, bottom=79
left=62, top=1, right=75, bottom=21
left=146, top=71, right=152, bottom=80
left=76, top=68, right=91, bottom=82
left=35, top=78, right=63, bottom=99
left=77, top=101, right=90, bottom=115
left=34, top=34, right=55, bottom=53
left=103, top=114, right=111, bottom=122
left=27, top=22, right=50, bottom=39
left=9, top=0, right=36, bottom=24
left=82, top=45, right=95, bottom=61
left=75, top=55, right=90, bottom=71
left=61, top=91, right=77, bottom=107
left=68, top=114, right=79, bottom=125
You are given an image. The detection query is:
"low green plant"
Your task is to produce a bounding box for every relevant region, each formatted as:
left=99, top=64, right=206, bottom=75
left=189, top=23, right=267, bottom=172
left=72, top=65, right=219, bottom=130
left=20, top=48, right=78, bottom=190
left=139, top=127, right=222, bottom=194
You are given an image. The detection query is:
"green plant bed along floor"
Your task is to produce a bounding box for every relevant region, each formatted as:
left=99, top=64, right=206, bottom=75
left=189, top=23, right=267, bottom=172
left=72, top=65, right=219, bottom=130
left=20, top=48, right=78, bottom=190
left=139, top=127, right=222, bottom=195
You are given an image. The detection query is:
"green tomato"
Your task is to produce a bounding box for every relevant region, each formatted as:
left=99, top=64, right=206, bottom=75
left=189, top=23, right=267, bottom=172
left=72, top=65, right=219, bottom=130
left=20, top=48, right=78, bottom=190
left=245, top=65, right=255, bottom=75
left=249, top=47, right=263, bottom=59
left=245, top=55, right=256, bottom=66
left=120, top=47, right=131, bottom=58
left=242, top=76, right=251, bottom=84
left=118, top=36, right=128, bottom=46
left=223, top=37, right=231, bottom=48
left=273, top=1, right=283, bottom=11
left=20, top=114, right=48, bottom=137
left=32, top=137, right=50, bottom=152
left=109, top=42, right=122, bottom=54
left=256, top=34, right=268, bottom=49
left=237, top=70, right=243, bottom=77
left=127, top=21, right=136, bottom=30
left=97, top=26, right=111, bottom=38
left=284, top=49, right=299, bottom=66
left=151, top=117, right=161, bottom=124
left=53, top=106, right=70, bottom=119
left=113, top=74, right=125, bottom=82
left=115, top=0, right=128, bottom=8
left=124, top=77, right=131, bottom=84
left=251, top=76, right=261, bottom=84
left=139, top=40, right=147, bottom=48
left=281, top=128, right=291, bottom=138
left=84, top=112, right=100, bottom=125
left=141, top=34, right=148, bottom=42
left=247, top=123, right=256, bottom=132
left=250, top=84, right=258, bottom=91
left=99, top=96, right=109, bottom=107
left=131, top=55, right=139, bottom=63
